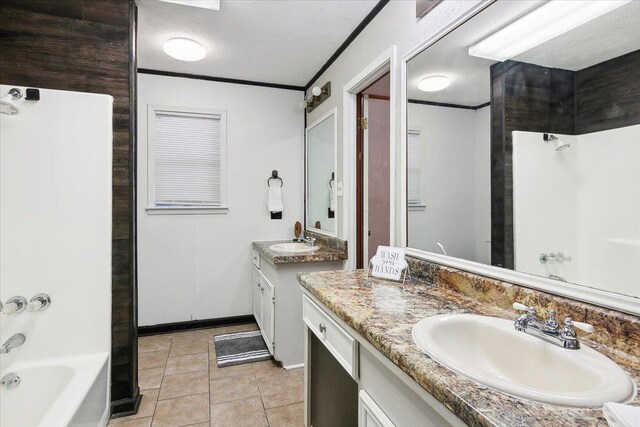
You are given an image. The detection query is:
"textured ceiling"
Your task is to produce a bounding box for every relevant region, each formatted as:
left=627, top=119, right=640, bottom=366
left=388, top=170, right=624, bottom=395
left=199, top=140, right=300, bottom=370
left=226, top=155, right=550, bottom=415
left=136, top=0, right=378, bottom=87
left=407, top=0, right=640, bottom=106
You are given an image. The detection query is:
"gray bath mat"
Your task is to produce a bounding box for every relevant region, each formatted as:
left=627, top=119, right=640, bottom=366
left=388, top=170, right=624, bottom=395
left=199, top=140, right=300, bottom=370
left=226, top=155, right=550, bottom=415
left=213, top=330, right=271, bottom=367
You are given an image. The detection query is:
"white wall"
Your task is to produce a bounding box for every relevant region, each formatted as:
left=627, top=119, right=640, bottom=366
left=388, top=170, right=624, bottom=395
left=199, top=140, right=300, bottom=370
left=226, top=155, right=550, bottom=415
left=0, top=86, right=112, bottom=362
left=137, top=74, right=304, bottom=326
left=513, top=126, right=640, bottom=298
left=407, top=103, right=490, bottom=263
left=304, top=0, right=483, bottom=244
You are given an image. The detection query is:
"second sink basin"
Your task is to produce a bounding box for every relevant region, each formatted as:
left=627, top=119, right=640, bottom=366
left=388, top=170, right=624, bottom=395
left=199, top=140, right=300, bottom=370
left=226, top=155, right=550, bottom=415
left=412, top=314, right=635, bottom=407
left=269, top=242, right=319, bottom=254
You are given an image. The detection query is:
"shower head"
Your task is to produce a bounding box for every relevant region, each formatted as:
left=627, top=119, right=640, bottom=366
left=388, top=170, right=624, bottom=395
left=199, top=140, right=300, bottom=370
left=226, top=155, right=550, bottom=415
left=0, top=88, right=23, bottom=115
left=543, top=133, right=570, bottom=151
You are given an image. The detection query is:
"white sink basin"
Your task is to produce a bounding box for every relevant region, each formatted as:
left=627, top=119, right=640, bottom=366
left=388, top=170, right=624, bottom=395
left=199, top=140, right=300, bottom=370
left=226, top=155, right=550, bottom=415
left=412, top=314, right=636, bottom=407
left=269, top=242, right=319, bottom=254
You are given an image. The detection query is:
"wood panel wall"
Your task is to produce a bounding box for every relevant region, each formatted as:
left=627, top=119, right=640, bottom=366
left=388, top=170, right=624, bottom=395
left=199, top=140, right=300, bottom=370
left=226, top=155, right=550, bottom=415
left=577, top=49, right=640, bottom=134
left=0, top=0, right=140, bottom=416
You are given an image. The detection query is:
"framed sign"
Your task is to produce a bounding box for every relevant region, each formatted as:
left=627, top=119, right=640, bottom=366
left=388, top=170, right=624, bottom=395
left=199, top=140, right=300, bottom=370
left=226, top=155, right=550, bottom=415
left=368, top=246, right=409, bottom=282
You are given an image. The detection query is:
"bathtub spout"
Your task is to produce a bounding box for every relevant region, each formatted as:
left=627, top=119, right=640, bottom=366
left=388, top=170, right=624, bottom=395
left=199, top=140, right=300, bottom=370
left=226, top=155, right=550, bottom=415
left=0, top=333, right=26, bottom=354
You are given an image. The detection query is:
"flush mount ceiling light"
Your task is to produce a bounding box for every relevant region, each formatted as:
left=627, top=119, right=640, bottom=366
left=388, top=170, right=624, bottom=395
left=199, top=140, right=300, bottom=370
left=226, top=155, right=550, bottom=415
left=163, top=38, right=206, bottom=61
left=156, top=0, right=220, bottom=11
left=468, top=0, right=631, bottom=62
left=418, top=75, right=451, bottom=92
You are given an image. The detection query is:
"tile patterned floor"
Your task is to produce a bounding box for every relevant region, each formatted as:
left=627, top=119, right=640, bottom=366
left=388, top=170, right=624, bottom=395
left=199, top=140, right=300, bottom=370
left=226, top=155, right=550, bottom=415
left=109, top=323, right=304, bottom=427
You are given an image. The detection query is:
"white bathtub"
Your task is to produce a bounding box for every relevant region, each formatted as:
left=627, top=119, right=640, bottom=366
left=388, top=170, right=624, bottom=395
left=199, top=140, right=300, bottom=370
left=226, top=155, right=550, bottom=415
left=0, top=353, right=110, bottom=427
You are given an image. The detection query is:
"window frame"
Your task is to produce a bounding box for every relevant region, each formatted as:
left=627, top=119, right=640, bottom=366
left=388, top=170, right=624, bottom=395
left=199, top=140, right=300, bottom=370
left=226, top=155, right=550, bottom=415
left=407, top=129, right=426, bottom=211
left=146, top=104, right=228, bottom=215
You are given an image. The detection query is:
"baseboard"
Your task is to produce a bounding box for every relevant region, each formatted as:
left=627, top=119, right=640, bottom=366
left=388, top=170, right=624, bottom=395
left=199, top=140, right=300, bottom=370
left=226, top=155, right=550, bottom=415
left=110, top=387, right=142, bottom=418
left=284, top=363, right=305, bottom=370
left=138, top=314, right=256, bottom=336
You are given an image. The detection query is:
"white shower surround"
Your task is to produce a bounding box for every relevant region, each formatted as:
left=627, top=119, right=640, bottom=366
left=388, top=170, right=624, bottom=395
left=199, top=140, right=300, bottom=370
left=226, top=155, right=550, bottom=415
left=0, top=85, right=112, bottom=426
left=513, top=125, right=640, bottom=297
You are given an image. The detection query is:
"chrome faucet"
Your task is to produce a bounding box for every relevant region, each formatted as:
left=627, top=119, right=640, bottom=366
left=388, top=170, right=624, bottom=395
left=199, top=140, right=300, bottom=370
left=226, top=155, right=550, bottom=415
left=302, top=235, right=317, bottom=246
left=0, top=333, right=26, bottom=354
left=513, top=303, right=593, bottom=350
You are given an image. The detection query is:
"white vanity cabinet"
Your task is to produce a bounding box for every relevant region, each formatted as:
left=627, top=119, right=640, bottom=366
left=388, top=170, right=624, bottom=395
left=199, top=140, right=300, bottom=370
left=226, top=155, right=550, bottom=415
left=252, top=249, right=343, bottom=368
left=302, top=291, right=466, bottom=427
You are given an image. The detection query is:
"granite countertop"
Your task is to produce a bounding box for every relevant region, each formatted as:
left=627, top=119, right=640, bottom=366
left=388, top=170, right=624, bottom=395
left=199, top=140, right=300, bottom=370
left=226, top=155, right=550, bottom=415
left=297, top=270, right=640, bottom=427
left=252, top=240, right=347, bottom=265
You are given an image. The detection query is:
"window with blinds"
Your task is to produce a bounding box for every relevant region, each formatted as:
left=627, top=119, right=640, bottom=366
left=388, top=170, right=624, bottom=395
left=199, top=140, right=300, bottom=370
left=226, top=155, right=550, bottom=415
left=150, top=108, right=227, bottom=209
left=407, top=130, right=423, bottom=206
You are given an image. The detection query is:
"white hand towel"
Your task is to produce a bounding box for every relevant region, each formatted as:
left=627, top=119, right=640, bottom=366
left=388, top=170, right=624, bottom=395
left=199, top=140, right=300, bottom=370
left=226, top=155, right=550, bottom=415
left=329, top=185, right=336, bottom=212
left=603, top=402, right=640, bottom=427
left=267, top=187, right=283, bottom=213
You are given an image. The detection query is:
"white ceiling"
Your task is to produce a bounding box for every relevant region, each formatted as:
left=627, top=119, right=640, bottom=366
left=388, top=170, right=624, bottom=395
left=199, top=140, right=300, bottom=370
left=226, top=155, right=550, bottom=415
left=136, top=0, right=379, bottom=87
left=407, top=0, right=640, bottom=106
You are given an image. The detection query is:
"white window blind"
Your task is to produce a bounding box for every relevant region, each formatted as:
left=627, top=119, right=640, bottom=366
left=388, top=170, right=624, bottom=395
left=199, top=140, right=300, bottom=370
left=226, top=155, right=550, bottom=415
left=407, top=130, right=422, bottom=206
left=154, top=112, right=222, bottom=206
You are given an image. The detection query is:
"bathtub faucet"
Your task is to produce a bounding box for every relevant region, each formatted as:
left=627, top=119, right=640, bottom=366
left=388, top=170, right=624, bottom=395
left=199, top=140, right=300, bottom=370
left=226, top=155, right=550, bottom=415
left=0, top=333, right=26, bottom=354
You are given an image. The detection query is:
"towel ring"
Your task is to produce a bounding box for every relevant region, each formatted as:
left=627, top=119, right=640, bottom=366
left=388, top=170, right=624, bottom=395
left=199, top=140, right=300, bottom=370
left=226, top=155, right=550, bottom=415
left=267, top=170, right=283, bottom=187
left=329, top=171, right=335, bottom=188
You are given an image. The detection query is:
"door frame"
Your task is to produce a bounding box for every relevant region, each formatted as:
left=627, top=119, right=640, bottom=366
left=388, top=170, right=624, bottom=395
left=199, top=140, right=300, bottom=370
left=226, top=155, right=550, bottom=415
left=342, top=45, right=397, bottom=270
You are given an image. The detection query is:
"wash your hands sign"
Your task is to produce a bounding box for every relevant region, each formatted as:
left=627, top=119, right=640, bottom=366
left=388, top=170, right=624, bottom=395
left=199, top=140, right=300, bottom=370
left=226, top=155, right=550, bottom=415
left=369, top=246, right=408, bottom=282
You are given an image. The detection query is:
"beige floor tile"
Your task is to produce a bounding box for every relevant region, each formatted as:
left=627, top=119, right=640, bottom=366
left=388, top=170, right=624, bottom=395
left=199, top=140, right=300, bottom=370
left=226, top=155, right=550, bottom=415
left=108, top=417, right=152, bottom=427
left=152, top=393, right=210, bottom=427
left=184, top=423, right=210, bottom=427
left=210, top=375, right=260, bottom=404
left=258, top=375, right=303, bottom=409
left=165, top=353, right=209, bottom=376
left=211, top=323, right=258, bottom=336
left=209, top=360, right=254, bottom=380
left=208, top=343, right=217, bottom=360
left=209, top=397, right=268, bottom=427
left=160, top=371, right=210, bottom=400
left=169, top=329, right=215, bottom=343
left=139, top=368, right=164, bottom=391
left=170, top=339, right=210, bottom=357
left=265, top=402, right=304, bottom=427
left=139, top=336, right=172, bottom=353
left=139, top=350, right=169, bottom=371
left=251, top=360, right=299, bottom=381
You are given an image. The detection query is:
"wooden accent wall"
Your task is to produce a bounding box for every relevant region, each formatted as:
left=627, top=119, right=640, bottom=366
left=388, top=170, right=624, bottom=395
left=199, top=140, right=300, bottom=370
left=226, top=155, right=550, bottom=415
left=490, top=61, right=575, bottom=269
left=0, top=0, right=140, bottom=416
left=577, top=49, right=640, bottom=134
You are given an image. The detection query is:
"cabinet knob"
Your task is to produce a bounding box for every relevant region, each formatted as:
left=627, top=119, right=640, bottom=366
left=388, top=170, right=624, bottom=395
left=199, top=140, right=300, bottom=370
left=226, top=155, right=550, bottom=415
left=319, top=323, right=326, bottom=333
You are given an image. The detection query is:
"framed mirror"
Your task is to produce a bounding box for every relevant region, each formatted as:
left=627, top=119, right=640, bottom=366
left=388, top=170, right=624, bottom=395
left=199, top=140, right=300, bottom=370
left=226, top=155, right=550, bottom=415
left=404, top=0, right=640, bottom=314
left=306, top=108, right=337, bottom=236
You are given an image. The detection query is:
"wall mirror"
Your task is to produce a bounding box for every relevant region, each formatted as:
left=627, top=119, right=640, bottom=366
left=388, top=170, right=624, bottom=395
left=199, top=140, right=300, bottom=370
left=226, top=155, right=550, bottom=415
left=405, top=0, right=640, bottom=310
left=306, top=108, right=337, bottom=236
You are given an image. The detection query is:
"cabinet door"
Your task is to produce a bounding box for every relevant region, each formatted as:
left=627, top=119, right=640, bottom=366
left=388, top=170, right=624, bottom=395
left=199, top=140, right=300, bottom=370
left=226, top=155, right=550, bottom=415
left=359, top=391, right=395, bottom=427
left=253, top=267, right=263, bottom=328
left=260, top=275, right=275, bottom=354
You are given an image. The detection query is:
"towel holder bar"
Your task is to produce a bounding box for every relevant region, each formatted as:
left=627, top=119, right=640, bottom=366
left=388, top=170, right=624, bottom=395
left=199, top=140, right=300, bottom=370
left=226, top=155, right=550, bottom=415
left=267, top=170, right=283, bottom=187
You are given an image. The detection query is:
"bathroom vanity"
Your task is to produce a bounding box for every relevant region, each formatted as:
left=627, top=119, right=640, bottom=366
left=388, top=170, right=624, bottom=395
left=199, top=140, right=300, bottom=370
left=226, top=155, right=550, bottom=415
left=298, top=266, right=640, bottom=427
left=251, top=240, right=345, bottom=368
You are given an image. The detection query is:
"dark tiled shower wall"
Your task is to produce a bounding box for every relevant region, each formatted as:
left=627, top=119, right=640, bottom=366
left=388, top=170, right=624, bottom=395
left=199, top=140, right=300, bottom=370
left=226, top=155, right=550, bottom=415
left=0, top=0, right=140, bottom=416
left=490, top=50, right=640, bottom=269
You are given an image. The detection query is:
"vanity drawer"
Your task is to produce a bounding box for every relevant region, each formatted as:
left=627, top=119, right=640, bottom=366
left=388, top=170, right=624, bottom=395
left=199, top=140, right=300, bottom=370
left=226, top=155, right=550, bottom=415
left=303, top=294, right=357, bottom=378
left=252, top=250, right=260, bottom=269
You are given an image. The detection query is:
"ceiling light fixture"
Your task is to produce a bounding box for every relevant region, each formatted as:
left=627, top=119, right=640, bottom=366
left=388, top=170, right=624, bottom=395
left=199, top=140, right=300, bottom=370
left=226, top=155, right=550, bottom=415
left=468, top=0, right=631, bottom=62
left=418, top=75, right=450, bottom=92
left=163, top=37, right=206, bottom=62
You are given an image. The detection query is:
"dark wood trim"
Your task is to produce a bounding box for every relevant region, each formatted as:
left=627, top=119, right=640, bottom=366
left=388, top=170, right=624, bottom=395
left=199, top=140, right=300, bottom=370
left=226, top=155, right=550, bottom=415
left=408, top=99, right=490, bottom=110
left=125, top=0, right=140, bottom=417
left=304, top=0, right=390, bottom=91
left=138, top=315, right=256, bottom=336
left=110, top=389, right=142, bottom=420
left=356, top=93, right=364, bottom=269
left=137, top=68, right=304, bottom=92
left=367, top=94, right=390, bottom=101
